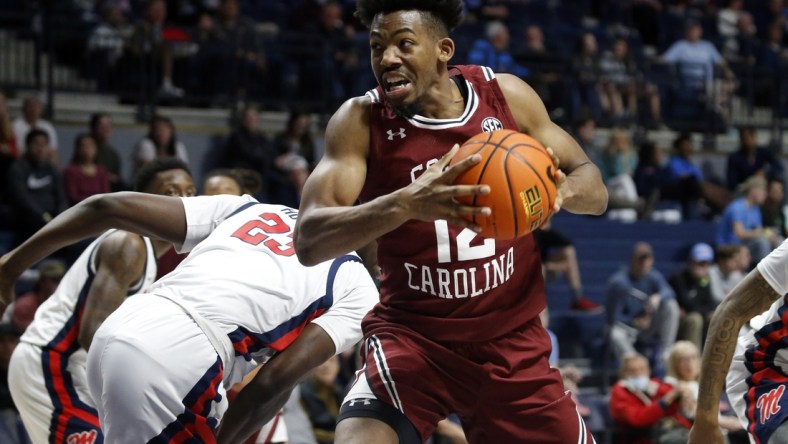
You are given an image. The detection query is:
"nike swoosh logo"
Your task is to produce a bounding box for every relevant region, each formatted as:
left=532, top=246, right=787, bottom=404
left=27, top=175, right=52, bottom=190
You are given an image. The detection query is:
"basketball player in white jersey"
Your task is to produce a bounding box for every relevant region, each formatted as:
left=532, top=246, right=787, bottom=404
left=4, top=157, right=196, bottom=444
left=0, top=191, right=378, bottom=444
left=689, top=238, right=788, bottom=444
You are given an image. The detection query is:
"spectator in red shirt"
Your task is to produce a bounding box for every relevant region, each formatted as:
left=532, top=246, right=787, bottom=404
left=62, top=134, right=111, bottom=206
left=609, top=353, right=686, bottom=444
left=9, top=260, right=65, bottom=333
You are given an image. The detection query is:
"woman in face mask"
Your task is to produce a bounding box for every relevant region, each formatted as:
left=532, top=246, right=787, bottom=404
left=608, top=353, right=683, bottom=444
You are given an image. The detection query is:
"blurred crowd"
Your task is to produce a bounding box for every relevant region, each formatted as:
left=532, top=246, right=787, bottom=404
left=0, top=0, right=787, bottom=442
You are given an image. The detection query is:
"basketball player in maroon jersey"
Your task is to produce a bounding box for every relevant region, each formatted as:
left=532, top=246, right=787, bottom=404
left=294, top=1, right=608, bottom=442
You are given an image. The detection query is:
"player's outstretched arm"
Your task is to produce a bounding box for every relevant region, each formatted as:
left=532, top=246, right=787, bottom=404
left=78, top=231, right=149, bottom=351
left=216, top=323, right=337, bottom=444
left=294, top=97, right=490, bottom=266
left=688, top=270, right=781, bottom=444
left=0, top=192, right=187, bottom=309
left=496, top=73, right=608, bottom=216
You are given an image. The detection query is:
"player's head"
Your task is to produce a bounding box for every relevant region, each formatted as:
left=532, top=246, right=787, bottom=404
left=25, top=129, right=50, bottom=164
left=134, top=157, right=196, bottom=197
left=203, top=169, right=243, bottom=196
left=666, top=340, right=700, bottom=382
left=357, top=0, right=464, bottom=117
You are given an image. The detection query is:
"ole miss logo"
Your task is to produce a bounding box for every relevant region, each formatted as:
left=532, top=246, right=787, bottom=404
left=66, top=430, right=98, bottom=444
left=756, top=385, right=785, bottom=425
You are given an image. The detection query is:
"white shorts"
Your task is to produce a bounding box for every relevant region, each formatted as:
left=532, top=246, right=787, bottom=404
left=86, top=294, right=227, bottom=443
left=255, top=411, right=287, bottom=443
left=8, top=341, right=101, bottom=444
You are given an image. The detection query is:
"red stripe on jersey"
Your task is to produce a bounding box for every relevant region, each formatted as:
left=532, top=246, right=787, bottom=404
left=267, top=309, right=325, bottom=352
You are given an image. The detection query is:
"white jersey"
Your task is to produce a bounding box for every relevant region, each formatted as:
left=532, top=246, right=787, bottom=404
left=152, top=195, right=378, bottom=383
left=10, top=230, right=156, bottom=443
left=727, top=238, right=788, bottom=442
left=20, top=229, right=157, bottom=350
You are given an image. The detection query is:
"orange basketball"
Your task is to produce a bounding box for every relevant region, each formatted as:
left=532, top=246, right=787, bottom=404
left=449, top=129, right=557, bottom=240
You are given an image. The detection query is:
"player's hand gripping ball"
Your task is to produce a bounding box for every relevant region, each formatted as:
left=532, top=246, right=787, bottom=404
left=450, top=129, right=557, bottom=240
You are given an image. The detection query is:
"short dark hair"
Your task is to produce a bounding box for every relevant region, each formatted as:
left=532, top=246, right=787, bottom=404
left=25, top=128, right=49, bottom=148
left=204, top=168, right=243, bottom=190
left=133, top=157, right=191, bottom=192
left=89, top=112, right=109, bottom=131
left=672, top=132, right=692, bottom=150
left=355, top=0, right=464, bottom=34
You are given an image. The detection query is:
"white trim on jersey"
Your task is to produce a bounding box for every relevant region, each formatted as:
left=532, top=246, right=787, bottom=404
left=405, top=80, right=479, bottom=130
left=576, top=408, right=585, bottom=444
left=369, top=335, right=404, bottom=414
left=366, top=89, right=381, bottom=103
left=481, top=66, right=495, bottom=81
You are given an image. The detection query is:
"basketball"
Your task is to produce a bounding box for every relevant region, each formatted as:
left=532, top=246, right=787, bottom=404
left=449, top=129, right=557, bottom=240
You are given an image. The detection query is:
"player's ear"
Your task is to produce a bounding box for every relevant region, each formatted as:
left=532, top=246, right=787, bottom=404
left=437, top=37, right=454, bottom=62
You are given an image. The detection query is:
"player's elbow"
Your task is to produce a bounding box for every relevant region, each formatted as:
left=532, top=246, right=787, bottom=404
left=591, top=187, right=609, bottom=215
left=293, top=230, right=322, bottom=267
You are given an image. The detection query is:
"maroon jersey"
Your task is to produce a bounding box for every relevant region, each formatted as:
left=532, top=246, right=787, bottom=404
left=359, top=65, right=546, bottom=342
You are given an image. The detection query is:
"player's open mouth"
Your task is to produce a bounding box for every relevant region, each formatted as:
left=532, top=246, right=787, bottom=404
left=382, top=72, right=413, bottom=99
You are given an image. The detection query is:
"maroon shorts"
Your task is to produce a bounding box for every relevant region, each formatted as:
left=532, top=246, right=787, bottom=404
left=344, top=316, right=595, bottom=443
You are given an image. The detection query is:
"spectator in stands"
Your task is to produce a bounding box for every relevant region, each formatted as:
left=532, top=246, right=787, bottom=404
left=215, top=0, right=267, bottom=100
left=609, top=353, right=684, bottom=444
left=0, top=90, right=19, bottom=174
left=572, top=116, right=599, bottom=163
left=0, top=91, right=18, bottom=227
left=633, top=140, right=666, bottom=218
left=128, top=0, right=183, bottom=97
left=598, top=37, right=638, bottom=125
left=87, top=1, right=133, bottom=92
left=572, top=33, right=605, bottom=122
left=718, top=2, right=759, bottom=64
left=748, top=21, right=786, bottom=106
left=300, top=1, right=358, bottom=104
left=89, top=113, right=124, bottom=191
left=467, top=21, right=529, bottom=78
left=661, top=341, right=743, bottom=442
left=5, top=130, right=67, bottom=241
left=708, top=244, right=747, bottom=309
left=669, top=133, right=732, bottom=218
left=517, top=24, right=563, bottom=110
left=534, top=219, right=602, bottom=312
left=761, top=177, right=787, bottom=239
left=605, top=242, right=679, bottom=373
left=7, top=259, right=65, bottom=334
left=726, top=125, right=783, bottom=192
left=538, top=307, right=590, bottom=418
left=716, top=175, right=778, bottom=266
left=300, top=355, right=343, bottom=444
left=270, top=111, right=312, bottom=207
left=189, top=11, right=226, bottom=99
left=0, top=322, right=24, bottom=444
left=11, top=97, right=58, bottom=159
left=62, top=134, right=111, bottom=206
left=668, top=243, right=716, bottom=352
left=660, top=18, right=736, bottom=122
left=598, top=128, right=643, bottom=215
left=132, top=114, right=189, bottom=176
left=223, top=105, right=277, bottom=200
left=273, top=111, right=317, bottom=169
